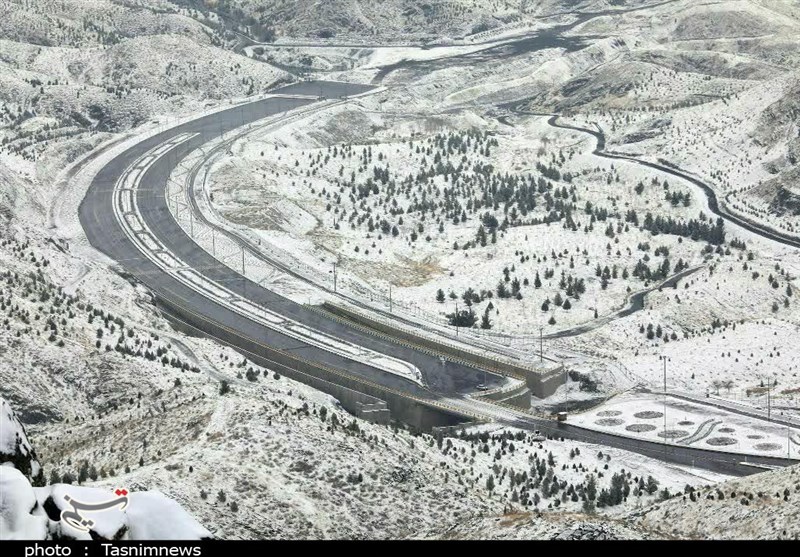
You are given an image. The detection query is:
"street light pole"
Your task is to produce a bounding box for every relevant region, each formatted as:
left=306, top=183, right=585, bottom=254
left=767, top=380, right=771, bottom=422
left=662, top=355, right=668, bottom=457
left=539, top=326, right=543, bottom=363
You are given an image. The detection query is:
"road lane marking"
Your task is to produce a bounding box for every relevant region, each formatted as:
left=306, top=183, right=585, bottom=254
left=110, top=133, right=425, bottom=387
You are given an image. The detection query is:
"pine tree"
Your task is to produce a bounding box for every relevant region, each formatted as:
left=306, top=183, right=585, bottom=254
left=476, top=225, right=487, bottom=247
left=78, top=462, right=89, bottom=484
left=497, top=281, right=509, bottom=298
left=586, top=474, right=597, bottom=501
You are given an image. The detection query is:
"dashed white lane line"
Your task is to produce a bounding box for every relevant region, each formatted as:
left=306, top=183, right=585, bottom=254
left=111, top=132, right=425, bottom=387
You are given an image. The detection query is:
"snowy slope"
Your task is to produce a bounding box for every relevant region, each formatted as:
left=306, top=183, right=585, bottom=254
left=1, top=398, right=209, bottom=541
left=0, top=398, right=42, bottom=485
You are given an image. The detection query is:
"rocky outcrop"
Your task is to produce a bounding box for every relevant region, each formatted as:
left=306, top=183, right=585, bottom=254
left=551, top=522, right=626, bottom=540
left=0, top=398, right=43, bottom=486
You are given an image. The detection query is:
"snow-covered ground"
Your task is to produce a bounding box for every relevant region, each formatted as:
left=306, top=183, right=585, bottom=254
left=1, top=397, right=210, bottom=541
left=2, top=0, right=800, bottom=541
left=571, top=392, right=799, bottom=459
left=192, top=0, right=800, bottom=429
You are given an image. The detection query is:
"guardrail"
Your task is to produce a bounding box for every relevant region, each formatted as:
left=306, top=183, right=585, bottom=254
left=317, top=302, right=566, bottom=398
left=155, top=293, right=483, bottom=428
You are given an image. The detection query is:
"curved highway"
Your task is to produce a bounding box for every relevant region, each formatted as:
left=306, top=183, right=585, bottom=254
left=78, top=80, right=797, bottom=476
left=79, top=82, right=508, bottom=408
left=544, top=115, right=800, bottom=250
left=544, top=265, right=702, bottom=340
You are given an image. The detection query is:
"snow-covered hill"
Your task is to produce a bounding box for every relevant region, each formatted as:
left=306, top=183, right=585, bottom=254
left=418, top=462, right=800, bottom=540
left=1, top=398, right=210, bottom=540
left=0, top=0, right=288, bottom=173
left=633, top=463, right=800, bottom=539
left=1, top=0, right=799, bottom=541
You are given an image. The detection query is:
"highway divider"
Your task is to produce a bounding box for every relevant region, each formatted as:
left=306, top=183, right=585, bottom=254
left=317, top=301, right=565, bottom=397
left=154, top=293, right=480, bottom=431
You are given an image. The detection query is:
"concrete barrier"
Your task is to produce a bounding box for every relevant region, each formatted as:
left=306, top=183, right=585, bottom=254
left=530, top=365, right=566, bottom=398
left=355, top=401, right=391, bottom=425
left=156, top=296, right=473, bottom=431
left=320, top=302, right=565, bottom=397
left=479, top=384, right=532, bottom=410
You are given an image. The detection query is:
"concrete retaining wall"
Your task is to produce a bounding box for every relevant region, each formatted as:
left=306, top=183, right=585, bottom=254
left=355, top=401, right=391, bottom=425
left=321, top=302, right=565, bottom=397
left=479, top=383, right=531, bottom=410
left=156, top=296, right=471, bottom=431
left=530, top=366, right=566, bottom=398
left=495, top=387, right=532, bottom=409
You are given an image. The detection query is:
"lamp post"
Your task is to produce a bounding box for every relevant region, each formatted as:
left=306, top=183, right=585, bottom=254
left=660, top=355, right=670, bottom=456
left=539, top=326, right=543, bottom=364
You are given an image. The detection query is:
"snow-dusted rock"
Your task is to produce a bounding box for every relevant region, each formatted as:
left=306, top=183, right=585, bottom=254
left=0, top=466, right=48, bottom=540
left=0, top=398, right=42, bottom=485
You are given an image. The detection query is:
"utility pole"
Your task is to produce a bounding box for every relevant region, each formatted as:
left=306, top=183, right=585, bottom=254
left=455, top=301, right=459, bottom=338
left=663, top=356, right=667, bottom=433
left=211, top=229, right=216, bottom=256
left=767, top=381, right=771, bottom=422
left=661, top=355, right=668, bottom=457
left=332, top=262, right=337, bottom=293
left=539, top=326, right=543, bottom=363
left=241, top=245, right=245, bottom=275
left=389, top=284, right=393, bottom=314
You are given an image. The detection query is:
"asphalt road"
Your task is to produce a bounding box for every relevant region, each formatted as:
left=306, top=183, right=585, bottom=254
left=372, top=0, right=680, bottom=84
left=79, top=82, right=505, bottom=402
left=510, top=413, right=798, bottom=476
left=545, top=115, right=800, bottom=250
left=544, top=265, right=703, bottom=340
left=78, top=80, right=798, bottom=475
